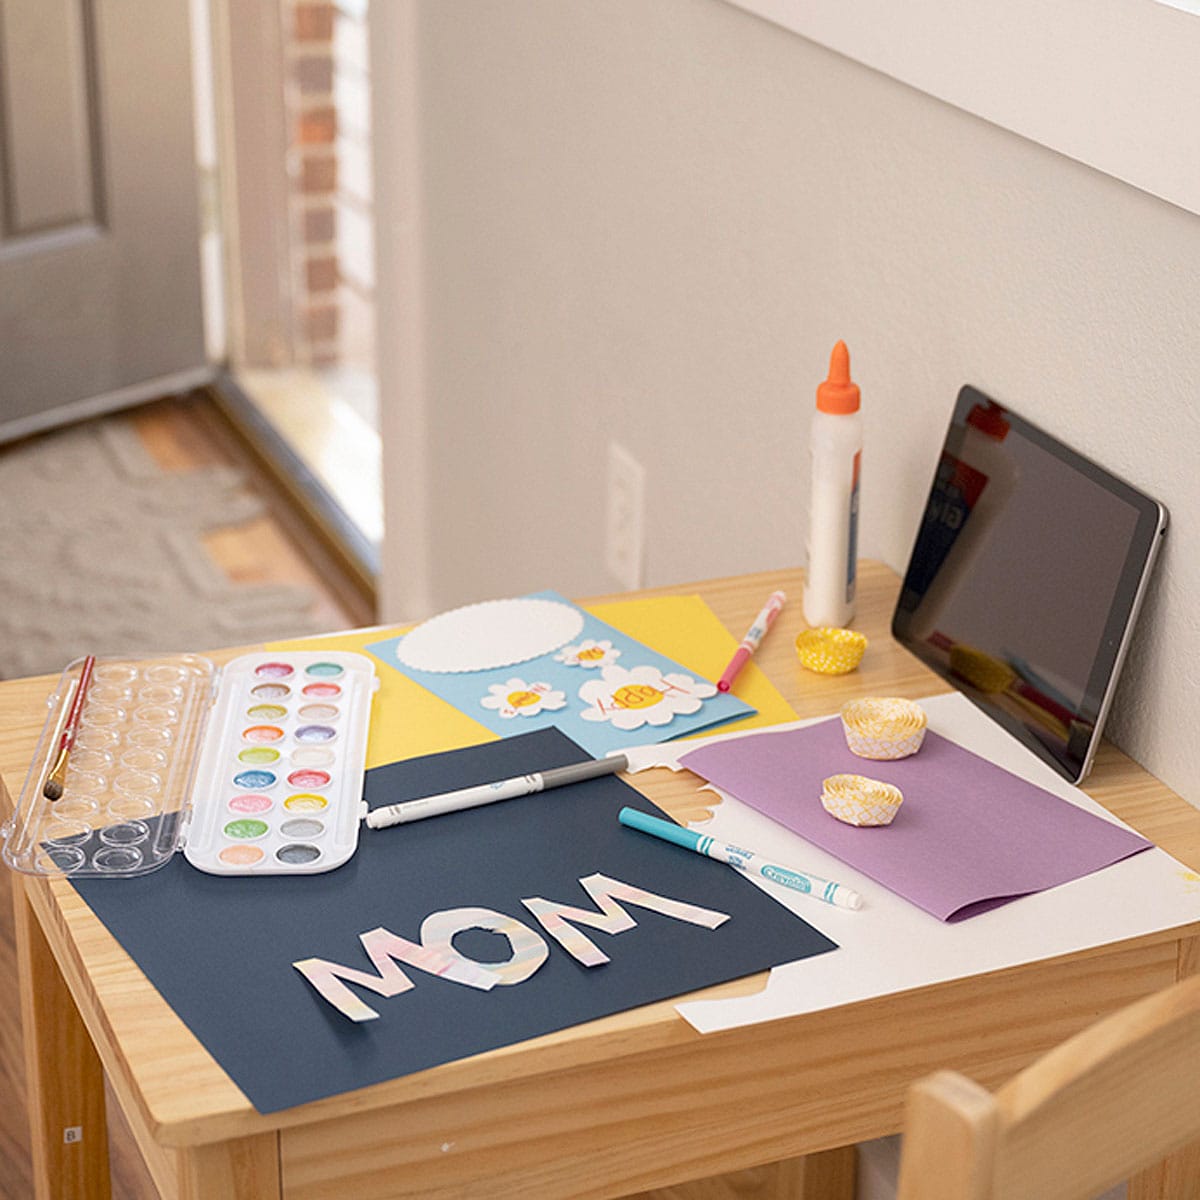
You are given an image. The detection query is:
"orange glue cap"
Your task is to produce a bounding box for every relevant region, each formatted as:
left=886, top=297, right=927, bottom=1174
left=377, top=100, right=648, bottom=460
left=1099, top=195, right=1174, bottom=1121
left=816, top=340, right=860, bottom=414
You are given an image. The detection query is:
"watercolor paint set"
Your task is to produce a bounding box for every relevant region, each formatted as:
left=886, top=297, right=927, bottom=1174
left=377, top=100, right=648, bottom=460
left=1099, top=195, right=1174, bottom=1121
left=3, top=650, right=377, bottom=879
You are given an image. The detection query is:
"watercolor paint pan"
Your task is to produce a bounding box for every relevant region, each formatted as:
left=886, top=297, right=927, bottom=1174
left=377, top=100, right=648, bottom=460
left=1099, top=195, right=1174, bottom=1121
left=183, top=651, right=376, bottom=875
left=4, top=650, right=377, bottom=879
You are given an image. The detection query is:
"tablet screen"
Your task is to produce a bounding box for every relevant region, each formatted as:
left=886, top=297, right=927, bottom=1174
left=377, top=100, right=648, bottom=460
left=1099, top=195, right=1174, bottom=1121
left=892, top=386, right=1167, bottom=783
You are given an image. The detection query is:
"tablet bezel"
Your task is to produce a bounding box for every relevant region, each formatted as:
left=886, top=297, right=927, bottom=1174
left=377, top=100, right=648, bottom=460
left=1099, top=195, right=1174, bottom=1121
left=891, top=385, right=1168, bottom=784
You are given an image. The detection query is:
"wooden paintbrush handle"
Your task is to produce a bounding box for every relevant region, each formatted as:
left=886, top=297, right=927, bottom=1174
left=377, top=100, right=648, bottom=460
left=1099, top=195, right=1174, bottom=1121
left=57, top=655, right=96, bottom=755
left=42, top=656, right=95, bottom=800
left=40, top=677, right=79, bottom=800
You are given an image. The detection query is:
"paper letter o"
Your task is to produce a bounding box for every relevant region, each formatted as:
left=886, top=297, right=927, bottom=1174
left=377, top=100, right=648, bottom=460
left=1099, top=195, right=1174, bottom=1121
left=420, top=907, right=549, bottom=986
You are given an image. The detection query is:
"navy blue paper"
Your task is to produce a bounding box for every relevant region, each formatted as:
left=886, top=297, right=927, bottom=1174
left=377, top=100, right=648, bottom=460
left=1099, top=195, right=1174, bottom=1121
left=73, top=728, right=837, bottom=1114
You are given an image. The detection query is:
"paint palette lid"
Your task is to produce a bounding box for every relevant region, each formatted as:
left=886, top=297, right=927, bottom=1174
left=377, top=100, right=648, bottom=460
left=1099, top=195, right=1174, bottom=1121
left=3, top=654, right=218, bottom=878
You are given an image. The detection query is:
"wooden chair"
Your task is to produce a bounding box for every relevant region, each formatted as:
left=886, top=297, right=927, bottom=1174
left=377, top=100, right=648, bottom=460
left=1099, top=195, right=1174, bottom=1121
left=896, top=974, right=1200, bottom=1200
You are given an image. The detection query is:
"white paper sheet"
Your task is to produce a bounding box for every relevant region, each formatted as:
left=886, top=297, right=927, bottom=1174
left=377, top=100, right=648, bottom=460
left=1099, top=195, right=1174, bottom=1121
left=395, top=597, right=585, bottom=672
left=624, top=693, right=1200, bottom=1034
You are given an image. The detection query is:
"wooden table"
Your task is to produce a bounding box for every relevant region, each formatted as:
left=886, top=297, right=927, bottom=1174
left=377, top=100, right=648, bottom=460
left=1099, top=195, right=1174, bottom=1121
left=5, top=563, right=1200, bottom=1200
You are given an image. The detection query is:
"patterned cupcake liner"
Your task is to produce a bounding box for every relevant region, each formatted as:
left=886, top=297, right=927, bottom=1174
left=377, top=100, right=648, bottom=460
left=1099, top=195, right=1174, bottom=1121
left=821, top=773, right=904, bottom=827
left=840, top=696, right=928, bottom=760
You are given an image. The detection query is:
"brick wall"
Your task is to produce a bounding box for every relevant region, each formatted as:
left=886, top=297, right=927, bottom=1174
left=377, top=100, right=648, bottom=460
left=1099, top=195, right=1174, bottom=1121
left=281, top=0, right=373, bottom=370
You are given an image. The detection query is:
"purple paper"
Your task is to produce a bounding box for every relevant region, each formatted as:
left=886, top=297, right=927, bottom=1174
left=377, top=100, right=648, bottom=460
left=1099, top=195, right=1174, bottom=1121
left=679, top=720, right=1151, bottom=921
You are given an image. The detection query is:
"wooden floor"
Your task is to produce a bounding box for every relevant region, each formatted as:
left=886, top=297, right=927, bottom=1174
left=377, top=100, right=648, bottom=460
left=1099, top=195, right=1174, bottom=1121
left=0, top=393, right=375, bottom=1199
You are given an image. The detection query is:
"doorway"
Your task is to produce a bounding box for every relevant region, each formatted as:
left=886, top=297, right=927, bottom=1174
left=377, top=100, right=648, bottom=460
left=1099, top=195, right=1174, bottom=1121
left=215, top=0, right=381, bottom=571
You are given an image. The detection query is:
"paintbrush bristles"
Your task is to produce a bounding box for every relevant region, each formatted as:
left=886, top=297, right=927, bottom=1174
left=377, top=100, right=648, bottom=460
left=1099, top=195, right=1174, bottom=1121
left=40, top=681, right=76, bottom=801
left=40, top=670, right=85, bottom=802
left=42, top=740, right=71, bottom=800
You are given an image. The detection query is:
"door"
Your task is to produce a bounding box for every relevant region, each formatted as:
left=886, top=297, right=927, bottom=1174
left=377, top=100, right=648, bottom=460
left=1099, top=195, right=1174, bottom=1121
left=0, top=0, right=208, bottom=440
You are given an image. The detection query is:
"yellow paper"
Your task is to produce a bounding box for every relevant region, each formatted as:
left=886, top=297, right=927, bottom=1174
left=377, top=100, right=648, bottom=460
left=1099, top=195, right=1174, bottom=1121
left=585, top=597, right=796, bottom=737
left=269, top=595, right=796, bottom=767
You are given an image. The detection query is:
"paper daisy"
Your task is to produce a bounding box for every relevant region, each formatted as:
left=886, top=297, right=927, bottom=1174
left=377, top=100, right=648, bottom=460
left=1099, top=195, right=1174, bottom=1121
left=555, top=638, right=621, bottom=669
left=577, top=664, right=716, bottom=731
left=480, top=678, right=567, bottom=720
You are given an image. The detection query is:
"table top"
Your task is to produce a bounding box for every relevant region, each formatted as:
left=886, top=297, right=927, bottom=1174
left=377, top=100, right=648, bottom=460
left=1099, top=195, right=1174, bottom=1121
left=4, top=561, right=1199, bottom=1156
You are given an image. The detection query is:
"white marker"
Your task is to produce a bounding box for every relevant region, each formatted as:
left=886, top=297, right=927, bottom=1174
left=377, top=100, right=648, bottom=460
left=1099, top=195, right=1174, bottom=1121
left=366, top=755, right=628, bottom=829
left=618, top=806, right=862, bottom=910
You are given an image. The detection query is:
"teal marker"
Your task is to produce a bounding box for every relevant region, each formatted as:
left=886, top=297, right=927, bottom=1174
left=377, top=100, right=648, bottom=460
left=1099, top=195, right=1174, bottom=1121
left=618, top=807, right=862, bottom=911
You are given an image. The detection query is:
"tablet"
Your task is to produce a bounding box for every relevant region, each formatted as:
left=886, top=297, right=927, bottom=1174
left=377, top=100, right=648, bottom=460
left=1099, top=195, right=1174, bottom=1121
left=892, top=385, right=1167, bottom=784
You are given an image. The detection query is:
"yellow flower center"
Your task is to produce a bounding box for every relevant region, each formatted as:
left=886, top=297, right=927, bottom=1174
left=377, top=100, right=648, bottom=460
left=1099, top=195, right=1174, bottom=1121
left=578, top=646, right=606, bottom=661
left=612, top=684, right=663, bottom=710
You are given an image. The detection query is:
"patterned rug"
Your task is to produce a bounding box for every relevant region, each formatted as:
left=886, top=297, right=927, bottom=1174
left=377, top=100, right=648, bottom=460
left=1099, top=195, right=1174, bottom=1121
left=0, top=417, right=323, bottom=679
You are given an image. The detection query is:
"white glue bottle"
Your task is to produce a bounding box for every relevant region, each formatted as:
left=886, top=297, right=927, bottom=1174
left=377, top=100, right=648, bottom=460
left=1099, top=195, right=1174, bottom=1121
left=803, top=340, right=862, bottom=628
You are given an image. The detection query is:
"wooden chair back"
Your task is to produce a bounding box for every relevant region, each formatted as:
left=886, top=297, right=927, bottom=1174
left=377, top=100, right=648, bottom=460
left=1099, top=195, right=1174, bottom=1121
left=896, top=974, right=1200, bottom=1200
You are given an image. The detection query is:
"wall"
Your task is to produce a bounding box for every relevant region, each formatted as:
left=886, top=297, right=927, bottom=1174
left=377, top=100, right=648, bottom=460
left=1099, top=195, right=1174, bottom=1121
left=375, top=0, right=1200, bottom=806
left=729, top=0, right=1200, bottom=218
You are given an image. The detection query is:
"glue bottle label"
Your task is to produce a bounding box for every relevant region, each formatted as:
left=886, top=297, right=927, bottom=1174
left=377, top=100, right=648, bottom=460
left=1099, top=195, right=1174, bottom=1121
left=846, top=451, right=860, bottom=601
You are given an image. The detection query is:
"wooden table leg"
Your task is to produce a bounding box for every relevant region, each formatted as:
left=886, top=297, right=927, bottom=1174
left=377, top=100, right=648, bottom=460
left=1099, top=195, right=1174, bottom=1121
left=13, top=874, right=112, bottom=1200
left=1128, top=936, right=1200, bottom=1200
left=177, top=1134, right=281, bottom=1200
left=630, top=1146, right=856, bottom=1200
left=1129, top=1145, right=1200, bottom=1200
left=789, top=1146, right=857, bottom=1198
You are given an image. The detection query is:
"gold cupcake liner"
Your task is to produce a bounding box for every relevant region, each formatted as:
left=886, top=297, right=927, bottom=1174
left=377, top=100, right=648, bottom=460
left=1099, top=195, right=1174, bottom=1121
left=795, top=627, right=868, bottom=675
left=821, top=773, right=904, bottom=827
left=840, top=696, right=927, bottom=760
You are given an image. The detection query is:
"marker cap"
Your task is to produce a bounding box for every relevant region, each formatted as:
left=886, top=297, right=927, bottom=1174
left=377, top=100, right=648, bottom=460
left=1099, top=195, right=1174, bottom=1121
left=618, top=806, right=698, bottom=852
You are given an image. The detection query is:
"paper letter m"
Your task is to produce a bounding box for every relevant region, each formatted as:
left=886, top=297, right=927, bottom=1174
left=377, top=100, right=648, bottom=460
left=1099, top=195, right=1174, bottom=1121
left=521, top=872, right=729, bottom=967
left=294, top=925, right=499, bottom=1023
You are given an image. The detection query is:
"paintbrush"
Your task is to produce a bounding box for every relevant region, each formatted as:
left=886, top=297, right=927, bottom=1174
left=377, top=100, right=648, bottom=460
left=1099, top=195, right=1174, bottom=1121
left=42, top=655, right=96, bottom=801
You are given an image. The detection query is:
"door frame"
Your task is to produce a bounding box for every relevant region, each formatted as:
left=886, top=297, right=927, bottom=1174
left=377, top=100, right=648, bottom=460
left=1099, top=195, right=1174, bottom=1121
left=210, top=0, right=297, bottom=370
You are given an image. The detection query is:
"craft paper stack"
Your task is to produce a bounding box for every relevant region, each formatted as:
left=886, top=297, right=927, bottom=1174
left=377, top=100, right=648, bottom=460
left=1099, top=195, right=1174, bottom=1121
left=677, top=717, right=1152, bottom=921
left=73, top=728, right=837, bottom=1112
left=366, top=590, right=758, bottom=758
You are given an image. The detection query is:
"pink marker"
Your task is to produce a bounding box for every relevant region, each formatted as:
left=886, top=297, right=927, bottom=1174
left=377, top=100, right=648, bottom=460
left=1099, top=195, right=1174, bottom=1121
left=716, top=590, right=786, bottom=693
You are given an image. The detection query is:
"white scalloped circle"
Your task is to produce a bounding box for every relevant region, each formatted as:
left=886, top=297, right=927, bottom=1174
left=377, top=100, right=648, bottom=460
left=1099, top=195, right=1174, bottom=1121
left=395, top=598, right=586, bottom=674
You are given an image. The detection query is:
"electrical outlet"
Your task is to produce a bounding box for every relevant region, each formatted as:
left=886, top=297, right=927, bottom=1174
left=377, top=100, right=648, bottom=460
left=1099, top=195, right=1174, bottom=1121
left=605, top=441, right=646, bottom=590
